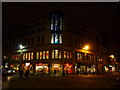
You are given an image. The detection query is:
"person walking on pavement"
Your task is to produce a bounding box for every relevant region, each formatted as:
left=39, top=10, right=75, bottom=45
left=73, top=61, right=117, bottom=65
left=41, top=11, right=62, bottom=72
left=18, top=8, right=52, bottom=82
left=25, top=69, right=30, bottom=79
left=19, top=68, right=24, bottom=79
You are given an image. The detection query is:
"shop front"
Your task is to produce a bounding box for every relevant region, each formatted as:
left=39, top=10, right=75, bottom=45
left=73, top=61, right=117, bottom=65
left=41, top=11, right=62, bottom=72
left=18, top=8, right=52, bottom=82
left=22, top=63, right=33, bottom=74
left=35, top=63, right=49, bottom=74
left=51, top=64, right=61, bottom=74
left=64, top=63, right=73, bottom=74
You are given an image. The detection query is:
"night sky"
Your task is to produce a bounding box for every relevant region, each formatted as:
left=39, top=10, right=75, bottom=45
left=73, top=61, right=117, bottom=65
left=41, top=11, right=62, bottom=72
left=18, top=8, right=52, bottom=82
left=2, top=2, right=120, bottom=57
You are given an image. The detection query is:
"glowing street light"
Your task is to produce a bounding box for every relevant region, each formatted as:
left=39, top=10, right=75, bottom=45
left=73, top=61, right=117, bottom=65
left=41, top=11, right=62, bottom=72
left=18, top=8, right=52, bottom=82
left=83, top=45, right=89, bottom=50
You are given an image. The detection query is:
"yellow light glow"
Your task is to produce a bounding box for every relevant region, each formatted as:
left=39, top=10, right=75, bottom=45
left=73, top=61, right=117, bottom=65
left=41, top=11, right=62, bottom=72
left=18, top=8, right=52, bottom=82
left=110, top=55, right=114, bottom=58
left=83, top=45, right=89, bottom=50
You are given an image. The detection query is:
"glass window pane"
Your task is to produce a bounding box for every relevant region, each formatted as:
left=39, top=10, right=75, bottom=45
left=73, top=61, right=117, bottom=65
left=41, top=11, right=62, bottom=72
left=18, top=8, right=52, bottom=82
left=70, top=52, right=72, bottom=59
left=59, top=50, right=61, bottom=59
left=26, top=53, right=28, bottom=60
left=31, top=52, right=33, bottom=60
left=59, top=34, right=62, bottom=44
left=43, top=51, right=45, bottom=59
left=36, top=52, right=39, bottom=60
left=67, top=52, right=69, bottom=59
left=40, top=51, right=42, bottom=60
left=51, top=34, right=54, bottom=44
left=46, top=51, right=49, bottom=59
left=55, top=33, right=59, bottom=44
left=55, top=49, right=58, bottom=59
left=77, top=53, right=80, bottom=60
left=28, top=53, right=31, bottom=60
left=52, top=50, right=54, bottom=59
left=23, top=53, right=25, bottom=60
left=64, top=51, right=67, bottom=59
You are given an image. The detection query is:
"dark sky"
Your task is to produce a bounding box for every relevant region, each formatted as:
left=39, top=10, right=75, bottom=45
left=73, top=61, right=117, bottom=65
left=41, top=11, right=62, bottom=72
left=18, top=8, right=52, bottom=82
left=2, top=2, right=120, bottom=56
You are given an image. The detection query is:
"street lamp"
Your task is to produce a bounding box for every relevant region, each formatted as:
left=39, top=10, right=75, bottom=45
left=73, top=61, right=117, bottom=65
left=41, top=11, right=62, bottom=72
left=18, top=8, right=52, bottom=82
left=83, top=45, right=89, bottom=55
left=19, top=44, right=24, bottom=70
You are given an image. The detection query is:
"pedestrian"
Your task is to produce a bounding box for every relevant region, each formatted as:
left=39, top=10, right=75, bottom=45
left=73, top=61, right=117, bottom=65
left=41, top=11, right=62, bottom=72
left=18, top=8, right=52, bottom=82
left=25, top=69, right=30, bottom=79
left=54, top=69, right=56, bottom=74
left=19, top=68, right=24, bottom=79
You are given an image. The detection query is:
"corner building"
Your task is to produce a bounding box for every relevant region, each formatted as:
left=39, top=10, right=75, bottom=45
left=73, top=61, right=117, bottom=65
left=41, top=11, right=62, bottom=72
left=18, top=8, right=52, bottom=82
left=3, top=11, right=107, bottom=75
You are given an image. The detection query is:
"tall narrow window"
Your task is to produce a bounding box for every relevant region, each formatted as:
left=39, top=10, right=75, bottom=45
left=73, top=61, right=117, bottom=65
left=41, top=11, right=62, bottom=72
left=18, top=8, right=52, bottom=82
left=23, top=53, right=25, bottom=60
left=51, top=33, right=62, bottom=44
left=55, top=49, right=58, bottom=59
left=26, top=53, right=28, bottom=60
left=43, top=51, right=46, bottom=59
left=59, top=50, right=62, bottom=59
left=64, top=51, right=67, bottom=59
left=36, top=52, right=39, bottom=60
left=40, top=51, right=42, bottom=60
left=28, top=53, right=31, bottom=60
left=46, top=51, right=49, bottom=59
left=31, top=52, right=33, bottom=60
left=52, top=50, right=54, bottom=59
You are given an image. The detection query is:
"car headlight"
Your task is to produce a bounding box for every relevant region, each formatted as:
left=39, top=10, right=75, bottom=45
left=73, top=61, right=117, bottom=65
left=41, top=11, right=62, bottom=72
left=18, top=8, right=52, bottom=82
left=8, top=71, right=11, bottom=73
left=13, top=71, right=15, bottom=73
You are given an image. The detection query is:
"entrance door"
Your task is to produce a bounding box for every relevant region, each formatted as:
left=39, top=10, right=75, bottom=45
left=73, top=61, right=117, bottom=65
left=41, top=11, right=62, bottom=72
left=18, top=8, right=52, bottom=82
left=52, top=64, right=61, bottom=74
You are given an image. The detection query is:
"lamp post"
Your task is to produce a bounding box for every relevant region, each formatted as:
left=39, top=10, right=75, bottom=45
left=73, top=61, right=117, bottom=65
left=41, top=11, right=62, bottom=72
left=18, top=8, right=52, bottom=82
left=19, top=44, right=24, bottom=70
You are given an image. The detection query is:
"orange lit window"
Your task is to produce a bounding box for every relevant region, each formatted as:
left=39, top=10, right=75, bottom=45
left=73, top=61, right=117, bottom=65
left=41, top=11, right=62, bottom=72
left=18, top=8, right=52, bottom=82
left=59, top=51, right=61, bottom=59
left=55, top=49, right=58, bottom=59
left=25, top=53, right=28, bottom=60
left=67, top=52, right=69, bottom=59
left=43, top=51, right=45, bottom=59
left=77, top=53, right=80, bottom=60
left=28, top=53, right=31, bottom=60
left=64, top=51, right=67, bottom=59
left=40, top=51, right=42, bottom=60
left=31, top=52, right=33, bottom=60
left=36, top=52, right=39, bottom=60
left=23, top=53, right=25, bottom=60
left=46, top=51, right=49, bottom=59
left=52, top=50, right=54, bottom=59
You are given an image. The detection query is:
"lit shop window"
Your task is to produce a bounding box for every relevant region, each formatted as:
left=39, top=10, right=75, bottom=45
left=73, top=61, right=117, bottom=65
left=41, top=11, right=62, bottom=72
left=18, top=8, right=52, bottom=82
left=11, top=54, right=20, bottom=61
left=77, top=53, right=80, bottom=60
left=51, top=33, right=62, bottom=44
left=50, top=13, right=63, bottom=31
left=51, top=49, right=61, bottom=59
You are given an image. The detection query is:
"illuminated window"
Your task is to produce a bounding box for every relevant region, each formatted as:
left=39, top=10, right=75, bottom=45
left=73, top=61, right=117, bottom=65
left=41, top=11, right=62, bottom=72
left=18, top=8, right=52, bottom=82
left=23, top=53, right=25, bottom=60
left=55, top=49, right=58, bottom=59
left=77, top=53, right=80, bottom=60
left=67, top=52, right=69, bottom=59
left=59, top=50, right=61, bottom=59
left=46, top=51, right=49, bottom=59
left=36, top=52, right=39, bottom=60
left=28, top=53, right=31, bottom=60
left=31, top=52, right=33, bottom=60
left=40, top=51, right=42, bottom=60
left=50, top=13, right=63, bottom=31
left=26, top=53, right=28, bottom=60
left=43, top=51, right=46, bottom=59
left=64, top=51, right=67, bottom=59
left=51, top=33, right=62, bottom=44
left=51, top=49, right=61, bottom=59
left=52, top=50, right=54, bottom=59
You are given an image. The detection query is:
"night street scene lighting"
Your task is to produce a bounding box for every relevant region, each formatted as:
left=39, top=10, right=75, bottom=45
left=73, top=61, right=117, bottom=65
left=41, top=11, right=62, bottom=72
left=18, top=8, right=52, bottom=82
left=2, top=2, right=120, bottom=89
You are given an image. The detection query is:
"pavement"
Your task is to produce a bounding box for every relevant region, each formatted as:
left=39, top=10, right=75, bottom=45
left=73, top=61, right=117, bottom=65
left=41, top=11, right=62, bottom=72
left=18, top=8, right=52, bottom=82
left=2, top=72, right=120, bottom=89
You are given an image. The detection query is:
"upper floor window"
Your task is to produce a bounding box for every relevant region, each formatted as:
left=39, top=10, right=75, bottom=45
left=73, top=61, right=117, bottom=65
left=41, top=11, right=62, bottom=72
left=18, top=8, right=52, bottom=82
left=51, top=49, right=61, bottom=59
left=64, top=51, right=72, bottom=59
left=23, top=52, right=34, bottom=60
left=51, top=33, right=62, bottom=44
left=36, top=51, right=49, bottom=60
left=50, top=13, right=63, bottom=31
